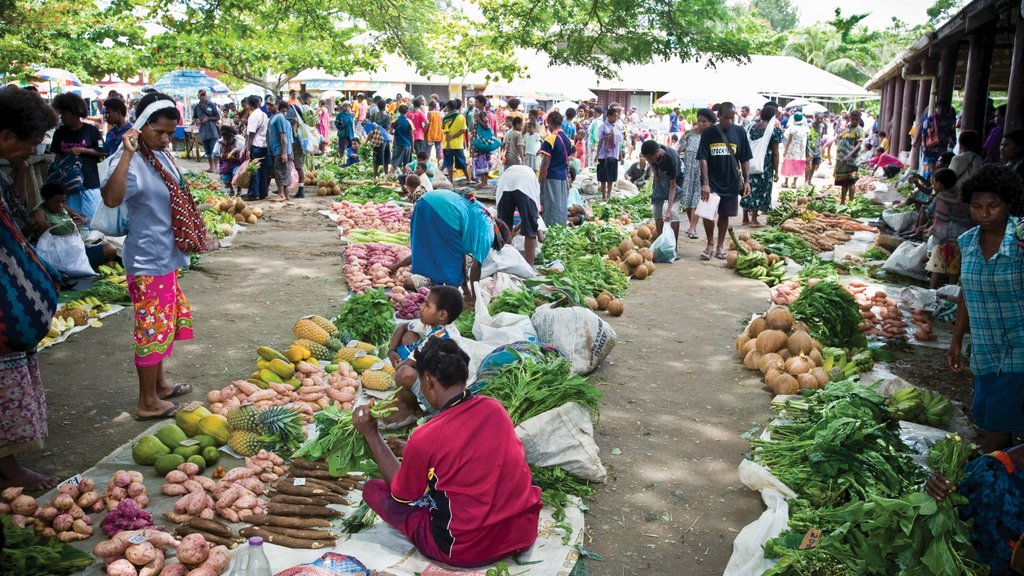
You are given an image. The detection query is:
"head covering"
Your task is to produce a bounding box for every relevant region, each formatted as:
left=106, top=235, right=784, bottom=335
left=793, top=112, right=804, bottom=124
left=135, top=100, right=175, bottom=127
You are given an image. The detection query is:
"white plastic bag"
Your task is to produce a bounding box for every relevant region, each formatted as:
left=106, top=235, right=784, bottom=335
left=650, top=223, right=677, bottom=263
left=35, top=230, right=96, bottom=278
left=746, top=124, right=774, bottom=176
left=299, top=122, right=321, bottom=154
left=90, top=201, right=129, bottom=236
left=531, top=304, right=617, bottom=375
left=515, top=402, right=607, bottom=483
left=882, top=209, right=918, bottom=234
left=723, top=460, right=797, bottom=576
left=480, top=245, right=538, bottom=279
left=696, top=192, right=720, bottom=221
left=473, top=286, right=538, bottom=345
left=881, top=240, right=929, bottom=281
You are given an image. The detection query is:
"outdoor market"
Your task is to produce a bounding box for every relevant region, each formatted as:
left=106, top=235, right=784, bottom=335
left=2, top=0, right=1024, bottom=574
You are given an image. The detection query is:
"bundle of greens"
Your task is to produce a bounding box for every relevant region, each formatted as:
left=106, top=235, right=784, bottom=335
left=789, top=280, right=866, bottom=348
left=454, top=310, right=475, bottom=340
left=591, top=191, right=652, bottom=222
left=530, top=465, right=591, bottom=543
left=537, top=255, right=630, bottom=304
left=337, top=184, right=400, bottom=204
left=84, top=279, right=130, bottom=304
left=0, top=516, right=94, bottom=576
left=751, top=230, right=816, bottom=264
left=479, top=350, right=602, bottom=425
left=796, top=258, right=841, bottom=283
left=536, top=223, right=627, bottom=264
left=292, top=398, right=397, bottom=476
left=488, top=288, right=538, bottom=316
left=333, top=289, right=397, bottom=347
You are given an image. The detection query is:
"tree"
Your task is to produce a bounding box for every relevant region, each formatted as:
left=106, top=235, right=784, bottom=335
left=729, top=12, right=787, bottom=55
left=784, top=23, right=866, bottom=82
left=476, top=0, right=757, bottom=77
left=926, top=0, right=966, bottom=27
left=751, top=0, right=799, bottom=33
left=0, top=0, right=148, bottom=81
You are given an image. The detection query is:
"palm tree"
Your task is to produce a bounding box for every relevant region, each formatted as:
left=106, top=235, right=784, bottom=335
left=783, top=24, right=869, bottom=84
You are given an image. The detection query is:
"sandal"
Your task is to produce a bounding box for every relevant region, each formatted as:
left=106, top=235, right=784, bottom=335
left=699, top=249, right=712, bottom=261
left=686, top=231, right=699, bottom=239
left=715, top=250, right=728, bottom=260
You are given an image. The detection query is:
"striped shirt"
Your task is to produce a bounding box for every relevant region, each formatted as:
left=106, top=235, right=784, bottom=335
left=958, top=218, right=1024, bottom=375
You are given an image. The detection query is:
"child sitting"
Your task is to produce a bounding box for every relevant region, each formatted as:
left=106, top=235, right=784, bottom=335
left=346, top=139, right=361, bottom=166
left=400, top=150, right=437, bottom=188
left=384, top=285, right=464, bottom=425
left=218, top=127, right=244, bottom=195
left=401, top=173, right=428, bottom=203
left=924, top=168, right=972, bottom=289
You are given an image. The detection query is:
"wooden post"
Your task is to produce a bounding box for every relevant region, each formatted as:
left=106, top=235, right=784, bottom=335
left=910, top=61, right=933, bottom=170
left=884, top=79, right=897, bottom=135
left=880, top=79, right=891, bottom=135
left=1006, top=18, right=1024, bottom=132
left=961, top=21, right=996, bottom=133
left=891, top=76, right=905, bottom=152
left=934, top=43, right=959, bottom=108
left=898, top=75, right=917, bottom=153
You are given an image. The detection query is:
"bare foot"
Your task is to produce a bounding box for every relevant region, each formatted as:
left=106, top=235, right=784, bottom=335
left=0, top=459, right=59, bottom=491
left=380, top=403, right=422, bottom=428
left=268, top=194, right=287, bottom=203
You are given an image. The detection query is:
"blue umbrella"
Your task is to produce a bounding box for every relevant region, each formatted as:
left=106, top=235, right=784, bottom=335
left=152, top=70, right=230, bottom=97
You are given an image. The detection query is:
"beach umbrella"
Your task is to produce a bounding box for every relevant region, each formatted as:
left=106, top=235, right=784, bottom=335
left=552, top=100, right=580, bottom=112
left=152, top=70, right=230, bottom=96
left=785, top=98, right=812, bottom=109
left=319, top=89, right=343, bottom=100
left=35, top=68, right=82, bottom=86
left=800, top=102, right=828, bottom=115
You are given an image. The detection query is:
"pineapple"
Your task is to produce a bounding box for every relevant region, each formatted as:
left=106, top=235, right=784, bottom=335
left=293, top=319, right=329, bottom=345
left=308, top=315, right=338, bottom=337
left=227, top=405, right=261, bottom=432
left=361, top=370, right=395, bottom=391
left=326, top=338, right=343, bottom=352
left=335, top=347, right=360, bottom=362
left=228, top=430, right=263, bottom=456
left=294, top=339, right=332, bottom=361
left=348, top=340, right=376, bottom=353
left=257, top=406, right=305, bottom=453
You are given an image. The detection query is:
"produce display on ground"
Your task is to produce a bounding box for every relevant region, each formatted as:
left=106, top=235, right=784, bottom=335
left=330, top=201, right=410, bottom=235
left=341, top=243, right=411, bottom=293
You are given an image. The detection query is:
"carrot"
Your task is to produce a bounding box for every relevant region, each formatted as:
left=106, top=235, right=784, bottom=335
left=265, top=503, right=340, bottom=518
left=238, top=526, right=335, bottom=548
left=245, top=515, right=331, bottom=529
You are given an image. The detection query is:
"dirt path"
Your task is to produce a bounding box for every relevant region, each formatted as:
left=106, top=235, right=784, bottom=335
left=24, top=170, right=776, bottom=573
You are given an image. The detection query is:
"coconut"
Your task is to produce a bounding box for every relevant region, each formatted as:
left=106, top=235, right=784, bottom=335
left=619, top=238, right=635, bottom=253
left=787, top=330, right=813, bottom=356
left=625, top=252, right=643, bottom=267
left=246, top=214, right=257, bottom=224
left=633, top=265, right=649, bottom=280
left=637, top=226, right=652, bottom=240
left=758, top=352, right=784, bottom=375
left=726, top=251, right=738, bottom=268
left=645, top=262, right=656, bottom=275
left=584, top=297, right=599, bottom=311
left=797, top=373, right=819, bottom=390
left=618, top=261, right=631, bottom=275
left=765, top=307, right=794, bottom=332
left=607, top=300, right=624, bottom=317
left=736, top=333, right=751, bottom=356
left=234, top=213, right=246, bottom=224
left=251, top=207, right=263, bottom=218
left=596, top=293, right=612, bottom=311
left=744, top=349, right=763, bottom=370
left=608, top=247, right=622, bottom=260
left=746, top=316, right=768, bottom=338
left=240, top=207, right=253, bottom=219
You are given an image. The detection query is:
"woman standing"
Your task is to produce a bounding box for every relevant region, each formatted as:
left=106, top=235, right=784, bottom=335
left=101, top=93, right=202, bottom=420
left=50, top=92, right=106, bottom=222
left=471, top=106, right=495, bottom=189
left=0, top=87, right=60, bottom=490
left=948, top=164, right=1024, bottom=452
left=1001, top=130, right=1024, bottom=180
left=780, top=112, right=809, bottom=189
left=317, top=99, right=331, bottom=154
left=741, top=107, right=783, bottom=228
left=833, top=110, right=866, bottom=205
left=678, top=108, right=715, bottom=238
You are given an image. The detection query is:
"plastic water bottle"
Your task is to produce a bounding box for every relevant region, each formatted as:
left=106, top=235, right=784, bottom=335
left=244, top=537, right=273, bottom=576
left=229, top=543, right=248, bottom=576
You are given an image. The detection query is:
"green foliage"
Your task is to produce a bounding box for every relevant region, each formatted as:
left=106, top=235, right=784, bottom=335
left=751, top=0, right=799, bottom=32
left=478, top=349, right=602, bottom=425
left=926, top=0, right=966, bottom=27
left=332, top=289, right=396, bottom=348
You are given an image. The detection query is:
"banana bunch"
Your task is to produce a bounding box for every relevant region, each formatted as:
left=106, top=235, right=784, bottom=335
left=822, top=348, right=874, bottom=379
left=64, top=296, right=111, bottom=313
left=735, top=251, right=787, bottom=286
left=919, top=389, right=954, bottom=426
left=98, top=263, right=127, bottom=286
left=888, top=386, right=924, bottom=421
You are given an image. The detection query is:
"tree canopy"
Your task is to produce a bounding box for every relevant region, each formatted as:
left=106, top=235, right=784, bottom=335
left=751, top=0, right=799, bottom=33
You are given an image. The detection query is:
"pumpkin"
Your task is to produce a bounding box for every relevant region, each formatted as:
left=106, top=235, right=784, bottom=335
left=766, top=307, right=794, bottom=332
left=744, top=349, right=763, bottom=370
left=797, top=373, right=819, bottom=390
left=811, top=367, right=829, bottom=388
left=785, top=354, right=813, bottom=376
left=787, top=330, right=813, bottom=356
left=746, top=317, right=768, bottom=338
left=755, top=330, right=788, bottom=354
left=758, top=352, right=785, bottom=375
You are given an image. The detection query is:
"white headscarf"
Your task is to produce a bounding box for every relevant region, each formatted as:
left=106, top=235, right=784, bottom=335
left=133, top=100, right=176, bottom=128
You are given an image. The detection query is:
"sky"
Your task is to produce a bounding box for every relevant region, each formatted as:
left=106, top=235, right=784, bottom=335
left=790, top=0, right=936, bottom=29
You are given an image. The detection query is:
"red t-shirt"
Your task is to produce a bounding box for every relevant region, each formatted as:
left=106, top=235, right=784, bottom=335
left=407, top=109, right=428, bottom=142
left=391, top=393, right=541, bottom=565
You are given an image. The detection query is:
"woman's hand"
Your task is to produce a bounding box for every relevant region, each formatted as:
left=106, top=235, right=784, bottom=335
left=947, top=339, right=963, bottom=373
left=122, top=129, right=140, bottom=154
left=352, top=402, right=379, bottom=438
left=387, top=350, right=401, bottom=367
left=925, top=472, right=955, bottom=500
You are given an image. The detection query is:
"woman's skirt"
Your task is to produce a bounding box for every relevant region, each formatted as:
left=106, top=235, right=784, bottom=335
left=0, top=352, right=47, bottom=458
left=127, top=271, right=193, bottom=367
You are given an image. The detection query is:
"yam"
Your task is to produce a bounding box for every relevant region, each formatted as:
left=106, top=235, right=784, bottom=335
left=238, top=526, right=335, bottom=549
left=244, top=515, right=331, bottom=529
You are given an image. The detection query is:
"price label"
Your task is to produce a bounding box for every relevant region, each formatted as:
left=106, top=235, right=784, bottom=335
left=58, top=474, right=83, bottom=488
left=370, top=362, right=386, bottom=372
left=293, top=477, right=307, bottom=486
left=126, top=534, right=150, bottom=545
left=178, top=439, right=200, bottom=446
left=799, top=528, right=822, bottom=550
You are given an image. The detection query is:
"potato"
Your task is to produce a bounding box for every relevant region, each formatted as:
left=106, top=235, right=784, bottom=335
left=175, top=533, right=209, bottom=567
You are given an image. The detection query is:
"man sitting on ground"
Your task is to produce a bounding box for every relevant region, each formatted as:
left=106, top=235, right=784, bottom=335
left=354, top=338, right=541, bottom=568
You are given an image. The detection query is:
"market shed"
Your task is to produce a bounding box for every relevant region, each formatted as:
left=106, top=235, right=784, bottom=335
left=865, top=0, right=1023, bottom=169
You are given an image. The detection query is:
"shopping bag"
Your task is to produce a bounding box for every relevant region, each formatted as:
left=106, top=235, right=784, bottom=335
left=232, top=159, right=251, bottom=188
left=651, top=223, right=677, bottom=263
left=35, top=229, right=96, bottom=278
left=289, top=160, right=299, bottom=188
left=696, top=192, right=720, bottom=220
left=91, top=201, right=129, bottom=236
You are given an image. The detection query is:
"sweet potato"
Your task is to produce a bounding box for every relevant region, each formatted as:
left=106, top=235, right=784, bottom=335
left=159, top=563, right=189, bottom=576
left=175, top=534, right=209, bottom=567
left=94, top=538, right=130, bottom=559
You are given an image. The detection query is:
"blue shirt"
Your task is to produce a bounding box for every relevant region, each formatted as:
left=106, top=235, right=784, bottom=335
left=957, top=218, right=1024, bottom=375
left=105, top=122, right=133, bottom=156
left=267, top=113, right=294, bottom=158
left=669, top=112, right=680, bottom=132
left=393, top=114, right=413, bottom=148
left=539, top=130, right=573, bottom=181
left=346, top=147, right=360, bottom=166
left=364, top=121, right=391, bottom=144
left=561, top=120, right=577, bottom=139
left=334, top=111, right=354, bottom=140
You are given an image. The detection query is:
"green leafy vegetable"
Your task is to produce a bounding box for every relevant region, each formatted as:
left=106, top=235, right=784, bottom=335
left=335, top=184, right=401, bottom=204
left=536, top=223, right=628, bottom=264
left=536, top=255, right=630, bottom=303
left=591, top=190, right=653, bottom=222
left=333, top=289, right=397, bottom=347
left=478, top=349, right=602, bottom=425
left=751, top=229, right=816, bottom=264
left=488, top=288, right=538, bottom=316
left=83, top=279, right=130, bottom=304
left=455, top=310, right=475, bottom=340
left=292, top=398, right=397, bottom=477
left=0, top=516, right=94, bottom=575
left=790, top=280, right=865, bottom=348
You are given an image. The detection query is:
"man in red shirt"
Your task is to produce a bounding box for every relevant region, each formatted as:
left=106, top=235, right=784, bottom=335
left=407, top=98, right=429, bottom=159
left=354, top=338, right=542, bottom=568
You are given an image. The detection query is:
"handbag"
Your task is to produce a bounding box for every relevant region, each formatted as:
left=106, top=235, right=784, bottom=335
left=138, top=144, right=214, bottom=254
left=91, top=201, right=129, bottom=236
left=746, top=123, right=774, bottom=176
left=473, top=124, right=500, bottom=154
left=365, top=127, right=384, bottom=148
left=232, top=159, right=251, bottom=188
left=47, top=154, right=85, bottom=195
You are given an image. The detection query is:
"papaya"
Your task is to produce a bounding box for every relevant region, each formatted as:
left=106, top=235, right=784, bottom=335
left=259, top=369, right=284, bottom=384
left=175, top=404, right=212, bottom=436
left=197, top=414, right=230, bottom=444
left=201, top=446, right=220, bottom=465
left=154, top=454, right=186, bottom=476
left=284, top=378, right=302, bottom=389
left=155, top=424, right=188, bottom=450
left=324, top=364, right=339, bottom=373
left=268, top=359, right=296, bottom=379
left=186, top=455, right=207, bottom=470
left=132, top=435, right=171, bottom=466
left=173, top=445, right=202, bottom=459
left=351, top=354, right=383, bottom=372
left=256, top=346, right=289, bottom=362
left=192, top=435, right=218, bottom=450
left=256, top=358, right=273, bottom=371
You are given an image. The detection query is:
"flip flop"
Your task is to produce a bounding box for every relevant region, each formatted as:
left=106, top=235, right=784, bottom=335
left=132, top=403, right=180, bottom=422
left=686, top=231, right=699, bottom=239
left=161, top=383, right=193, bottom=400
left=715, top=250, right=728, bottom=260
left=700, top=249, right=712, bottom=261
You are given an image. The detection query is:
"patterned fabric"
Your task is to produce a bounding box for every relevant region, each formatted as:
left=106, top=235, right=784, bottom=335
left=137, top=143, right=209, bottom=254
left=0, top=184, right=58, bottom=355
left=958, top=451, right=1024, bottom=576
left=957, top=218, right=1024, bottom=375
left=127, top=272, right=193, bottom=367
left=833, top=126, right=865, bottom=184
left=678, top=131, right=703, bottom=209
left=742, top=125, right=784, bottom=213
left=0, top=161, right=32, bottom=232
left=0, top=352, right=47, bottom=458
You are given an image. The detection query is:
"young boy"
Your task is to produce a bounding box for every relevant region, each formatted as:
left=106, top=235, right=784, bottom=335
left=385, top=286, right=464, bottom=424
left=595, top=107, right=622, bottom=200
left=218, top=126, right=244, bottom=196
left=924, top=168, right=972, bottom=289
left=402, top=173, right=428, bottom=202
left=502, top=116, right=525, bottom=168
left=346, top=139, right=360, bottom=166
left=401, top=150, right=437, bottom=187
